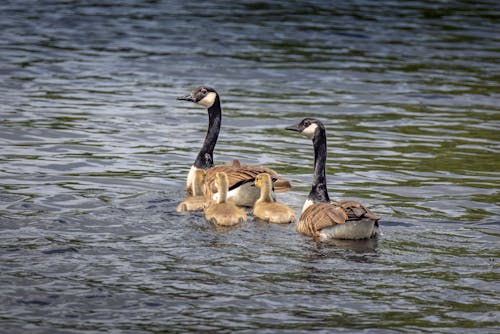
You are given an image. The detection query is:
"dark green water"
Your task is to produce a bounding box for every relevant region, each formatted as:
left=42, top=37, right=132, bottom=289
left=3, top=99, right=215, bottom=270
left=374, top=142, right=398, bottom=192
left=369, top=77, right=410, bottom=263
left=0, top=1, right=499, bottom=333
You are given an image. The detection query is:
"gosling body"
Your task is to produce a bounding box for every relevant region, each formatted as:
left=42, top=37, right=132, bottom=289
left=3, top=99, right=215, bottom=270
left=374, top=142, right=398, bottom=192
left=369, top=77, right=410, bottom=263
left=286, top=118, right=379, bottom=240
left=204, top=172, right=247, bottom=226
left=176, top=169, right=207, bottom=212
left=253, top=173, right=295, bottom=224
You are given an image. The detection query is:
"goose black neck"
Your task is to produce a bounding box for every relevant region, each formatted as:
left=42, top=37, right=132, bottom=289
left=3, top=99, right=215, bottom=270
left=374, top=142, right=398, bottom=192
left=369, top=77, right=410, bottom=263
left=309, top=126, right=330, bottom=203
left=194, top=97, right=221, bottom=169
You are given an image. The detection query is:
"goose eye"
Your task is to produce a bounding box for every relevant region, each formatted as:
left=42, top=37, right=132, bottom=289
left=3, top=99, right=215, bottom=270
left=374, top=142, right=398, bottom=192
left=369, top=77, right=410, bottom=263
left=201, top=89, right=207, bottom=94
left=304, top=121, right=310, bottom=127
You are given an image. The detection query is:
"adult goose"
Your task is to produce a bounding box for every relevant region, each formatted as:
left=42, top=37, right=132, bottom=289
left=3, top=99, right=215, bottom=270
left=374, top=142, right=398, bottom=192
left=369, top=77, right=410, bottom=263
left=177, top=86, right=290, bottom=207
left=286, top=118, right=379, bottom=240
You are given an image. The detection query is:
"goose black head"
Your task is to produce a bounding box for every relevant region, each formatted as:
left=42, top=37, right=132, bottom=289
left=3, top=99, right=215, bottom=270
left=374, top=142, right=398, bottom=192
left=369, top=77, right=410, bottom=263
left=285, top=118, right=324, bottom=140
left=177, top=86, right=218, bottom=108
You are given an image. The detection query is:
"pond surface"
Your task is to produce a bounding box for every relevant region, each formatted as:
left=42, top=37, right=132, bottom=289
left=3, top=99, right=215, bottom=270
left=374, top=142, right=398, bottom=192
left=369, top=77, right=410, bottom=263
left=0, top=0, right=499, bottom=333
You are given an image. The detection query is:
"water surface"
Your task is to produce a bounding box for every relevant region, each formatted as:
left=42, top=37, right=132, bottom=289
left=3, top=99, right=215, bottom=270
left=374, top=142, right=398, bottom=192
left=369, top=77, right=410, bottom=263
left=0, top=1, right=499, bottom=333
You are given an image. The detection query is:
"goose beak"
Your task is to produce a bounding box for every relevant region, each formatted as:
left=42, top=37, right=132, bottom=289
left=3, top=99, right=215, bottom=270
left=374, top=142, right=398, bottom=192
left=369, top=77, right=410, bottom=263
left=285, top=123, right=301, bottom=132
left=177, top=94, right=195, bottom=102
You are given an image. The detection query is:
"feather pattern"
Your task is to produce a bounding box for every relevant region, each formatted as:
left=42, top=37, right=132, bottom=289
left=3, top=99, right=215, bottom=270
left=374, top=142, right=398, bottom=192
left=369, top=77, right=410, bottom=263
left=298, top=201, right=378, bottom=238
left=204, top=164, right=286, bottom=194
left=339, top=200, right=379, bottom=221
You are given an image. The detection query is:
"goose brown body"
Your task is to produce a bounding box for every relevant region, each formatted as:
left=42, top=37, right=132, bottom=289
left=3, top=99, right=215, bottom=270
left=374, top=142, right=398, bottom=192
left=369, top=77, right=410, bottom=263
left=178, top=86, right=290, bottom=207
left=253, top=173, right=295, bottom=224
left=286, top=118, right=379, bottom=240
left=298, top=201, right=378, bottom=239
left=204, top=172, right=247, bottom=226
left=176, top=169, right=207, bottom=212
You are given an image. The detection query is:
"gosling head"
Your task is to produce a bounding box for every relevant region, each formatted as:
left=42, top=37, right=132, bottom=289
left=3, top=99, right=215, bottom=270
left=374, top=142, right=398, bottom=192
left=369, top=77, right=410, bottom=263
left=254, top=173, right=272, bottom=189
left=285, top=118, right=324, bottom=140
left=214, top=172, right=228, bottom=191
left=177, top=86, right=219, bottom=108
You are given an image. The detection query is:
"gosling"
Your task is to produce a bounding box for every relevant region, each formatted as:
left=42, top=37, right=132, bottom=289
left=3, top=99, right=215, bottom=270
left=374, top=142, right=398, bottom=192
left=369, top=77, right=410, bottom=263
left=176, top=169, right=207, bottom=212
left=204, top=172, right=247, bottom=226
left=253, top=173, right=296, bottom=224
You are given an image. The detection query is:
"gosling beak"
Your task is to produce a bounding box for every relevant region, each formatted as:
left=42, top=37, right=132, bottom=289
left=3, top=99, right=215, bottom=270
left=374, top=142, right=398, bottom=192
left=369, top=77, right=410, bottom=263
left=285, top=123, right=301, bottom=132
left=177, top=94, right=195, bottom=102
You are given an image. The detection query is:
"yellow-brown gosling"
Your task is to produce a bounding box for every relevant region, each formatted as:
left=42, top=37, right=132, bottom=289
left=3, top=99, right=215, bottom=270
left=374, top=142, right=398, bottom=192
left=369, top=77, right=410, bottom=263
left=253, top=173, right=295, bottom=224
left=286, top=118, right=379, bottom=240
left=176, top=169, right=208, bottom=212
left=204, top=172, right=248, bottom=226
left=177, top=86, right=290, bottom=207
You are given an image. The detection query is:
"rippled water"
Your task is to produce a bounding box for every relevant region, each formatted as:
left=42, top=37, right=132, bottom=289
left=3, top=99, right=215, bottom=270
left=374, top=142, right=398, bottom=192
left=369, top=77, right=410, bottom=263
left=1, top=1, right=499, bottom=332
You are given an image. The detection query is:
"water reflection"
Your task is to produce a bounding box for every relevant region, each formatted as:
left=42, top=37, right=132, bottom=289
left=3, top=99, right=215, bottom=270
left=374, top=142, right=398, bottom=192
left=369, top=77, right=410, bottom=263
left=316, top=238, right=379, bottom=256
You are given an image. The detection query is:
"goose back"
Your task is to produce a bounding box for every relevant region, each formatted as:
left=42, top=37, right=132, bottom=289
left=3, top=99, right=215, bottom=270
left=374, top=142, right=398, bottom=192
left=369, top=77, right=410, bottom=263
left=298, top=200, right=379, bottom=239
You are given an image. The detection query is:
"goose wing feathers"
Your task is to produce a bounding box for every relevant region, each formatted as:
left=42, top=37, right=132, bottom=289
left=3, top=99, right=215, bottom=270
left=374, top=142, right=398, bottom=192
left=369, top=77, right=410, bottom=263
left=205, top=164, right=289, bottom=194
left=298, top=203, right=348, bottom=236
left=338, top=200, right=379, bottom=221
left=298, top=201, right=378, bottom=237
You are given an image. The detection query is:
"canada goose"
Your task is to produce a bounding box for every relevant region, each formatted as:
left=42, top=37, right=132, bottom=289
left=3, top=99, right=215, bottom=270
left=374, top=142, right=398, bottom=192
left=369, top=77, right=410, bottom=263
left=177, top=86, right=291, bottom=207
left=204, top=172, right=248, bottom=226
left=286, top=118, right=379, bottom=240
left=176, top=169, right=207, bottom=212
left=253, top=173, right=295, bottom=224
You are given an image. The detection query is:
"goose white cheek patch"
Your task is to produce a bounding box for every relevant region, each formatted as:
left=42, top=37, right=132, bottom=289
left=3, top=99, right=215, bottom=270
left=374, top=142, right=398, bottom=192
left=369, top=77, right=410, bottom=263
left=197, top=92, right=217, bottom=108
left=302, top=123, right=318, bottom=139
